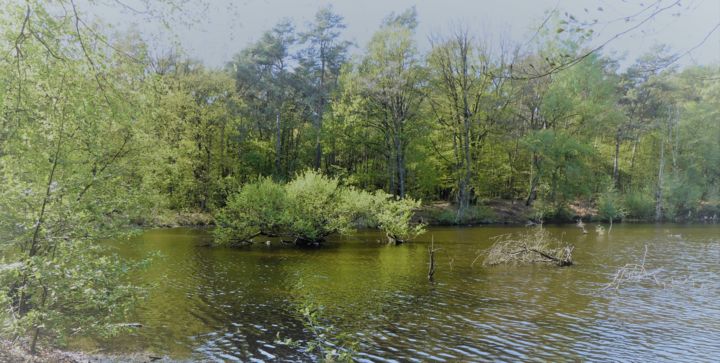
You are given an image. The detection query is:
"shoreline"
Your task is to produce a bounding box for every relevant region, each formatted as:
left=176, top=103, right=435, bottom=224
left=138, top=200, right=719, bottom=230
left=0, top=339, right=174, bottom=363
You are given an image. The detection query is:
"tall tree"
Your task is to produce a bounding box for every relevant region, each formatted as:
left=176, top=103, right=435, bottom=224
left=298, top=6, right=350, bottom=169
left=428, top=28, right=514, bottom=217
left=230, top=20, right=301, bottom=178
left=340, top=8, right=425, bottom=198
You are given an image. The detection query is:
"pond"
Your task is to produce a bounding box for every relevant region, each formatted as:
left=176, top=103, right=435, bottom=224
left=85, top=224, right=720, bottom=362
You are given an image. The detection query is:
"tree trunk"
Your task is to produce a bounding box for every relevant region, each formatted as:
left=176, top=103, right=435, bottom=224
left=458, top=116, right=472, bottom=216
left=275, top=113, right=282, bottom=177
left=314, top=49, right=327, bottom=169
left=526, top=153, right=540, bottom=206
left=385, top=132, right=395, bottom=195
left=628, top=135, right=640, bottom=187
left=613, top=128, right=621, bottom=188
left=395, top=133, right=406, bottom=199
left=313, top=130, right=322, bottom=170
left=313, top=99, right=324, bottom=170
left=655, top=136, right=665, bottom=222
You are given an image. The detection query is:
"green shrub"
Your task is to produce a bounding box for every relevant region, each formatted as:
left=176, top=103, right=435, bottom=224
left=284, top=171, right=352, bottom=243
left=213, top=177, right=287, bottom=245
left=339, top=187, right=381, bottom=228
left=664, top=174, right=702, bottom=220
left=597, top=189, right=626, bottom=223
left=213, top=170, right=425, bottom=246
left=276, top=302, right=358, bottom=362
left=539, top=203, right=574, bottom=222
left=466, top=205, right=497, bottom=224
left=373, top=192, right=425, bottom=244
left=698, top=201, right=720, bottom=220
left=623, top=189, right=654, bottom=220
left=0, top=240, right=152, bottom=347
left=433, top=209, right=459, bottom=225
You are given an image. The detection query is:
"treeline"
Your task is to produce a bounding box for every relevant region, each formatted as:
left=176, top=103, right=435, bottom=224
left=144, top=7, right=719, bottom=223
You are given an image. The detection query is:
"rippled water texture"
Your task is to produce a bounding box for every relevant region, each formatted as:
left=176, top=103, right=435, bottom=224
left=90, top=224, right=720, bottom=362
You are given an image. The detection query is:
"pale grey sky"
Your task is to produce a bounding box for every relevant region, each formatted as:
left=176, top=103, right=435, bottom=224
left=88, top=0, right=720, bottom=69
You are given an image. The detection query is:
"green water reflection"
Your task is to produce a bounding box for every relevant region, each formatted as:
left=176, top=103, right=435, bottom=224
left=82, top=224, right=720, bottom=361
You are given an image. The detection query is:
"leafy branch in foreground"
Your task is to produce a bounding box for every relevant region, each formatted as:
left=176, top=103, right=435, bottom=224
left=0, top=243, right=153, bottom=347
left=276, top=303, right=358, bottom=363
left=0, top=1, right=158, bottom=353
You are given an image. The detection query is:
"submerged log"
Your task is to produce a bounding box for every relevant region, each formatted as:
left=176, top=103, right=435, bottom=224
left=530, top=246, right=574, bottom=267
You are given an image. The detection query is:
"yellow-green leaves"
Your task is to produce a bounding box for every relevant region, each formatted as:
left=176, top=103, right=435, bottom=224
left=213, top=170, right=425, bottom=246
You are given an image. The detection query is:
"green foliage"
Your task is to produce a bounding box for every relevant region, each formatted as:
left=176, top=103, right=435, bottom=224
left=0, top=242, right=151, bottom=345
left=373, top=193, right=425, bottom=244
left=143, top=6, right=720, bottom=226
left=429, top=206, right=497, bottom=225
left=663, top=174, right=703, bottom=220
left=597, top=189, right=626, bottom=223
left=276, top=303, right=357, bottom=362
left=285, top=171, right=352, bottom=242
left=623, top=189, right=655, bottom=220
left=4, top=0, right=720, bottom=358
left=523, top=129, right=595, bottom=205
left=3, top=2, right=720, bottom=352
left=0, top=1, right=157, bottom=350
left=213, top=177, right=287, bottom=245
left=214, top=170, right=425, bottom=245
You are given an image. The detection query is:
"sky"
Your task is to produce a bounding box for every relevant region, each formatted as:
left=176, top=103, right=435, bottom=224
left=87, top=0, right=720, bottom=69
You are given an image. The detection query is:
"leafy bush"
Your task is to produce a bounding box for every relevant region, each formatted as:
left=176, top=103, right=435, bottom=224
left=697, top=201, right=720, bottom=221
left=597, top=189, right=626, bottom=223
left=284, top=171, right=353, bottom=243
left=339, top=187, right=382, bottom=228
left=623, top=189, right=655, bottom=220
left=214, top=177, right=287, bottom=245
left=537, top=202, right=574, bottom=223
left=664, top=174, right=702, bottom=220
left=432, top=209, right=459, bottom=225
left=373, top=192, right=425, bottom=244
left=465, top=205, right=497, bottom=224
left=214, top=170, right=425, bottom=246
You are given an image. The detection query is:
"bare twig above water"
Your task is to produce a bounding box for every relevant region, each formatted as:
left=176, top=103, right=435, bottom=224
left=483, top=228, right=574, bottom=267
left=604, top=243, right=713, bottom=290
left=605, top=245, right=663, bottom=290
left=428, top=236, right=438, bottom=281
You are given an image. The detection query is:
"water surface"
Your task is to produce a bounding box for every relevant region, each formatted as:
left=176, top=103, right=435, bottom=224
left=91, top=224, right=720, bottom=362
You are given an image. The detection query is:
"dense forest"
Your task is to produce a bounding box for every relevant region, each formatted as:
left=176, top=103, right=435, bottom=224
left=3, top=4, right=716, bottom=227
left=143, top=7, right=718, bottom=224
left=0, top=0, right=718, bottom=355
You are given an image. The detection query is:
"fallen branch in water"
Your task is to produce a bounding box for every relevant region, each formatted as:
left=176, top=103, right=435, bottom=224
left=605, top=245, right=664, bottom=289
left=483, top=228, right=574, bottom=267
